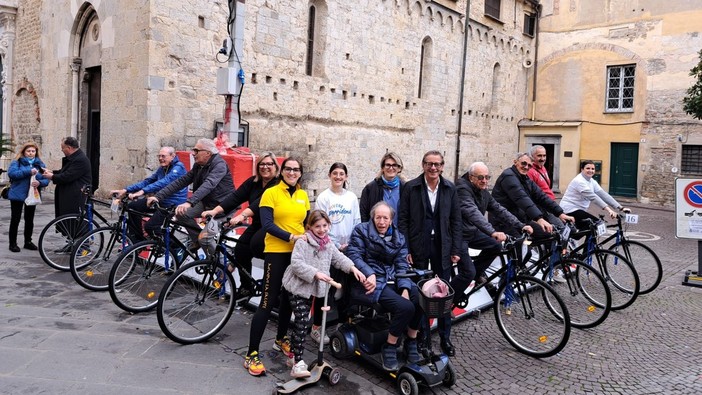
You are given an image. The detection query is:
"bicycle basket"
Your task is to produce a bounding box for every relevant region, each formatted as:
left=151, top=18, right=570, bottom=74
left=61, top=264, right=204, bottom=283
left=417, top=276, right=454, bottom=318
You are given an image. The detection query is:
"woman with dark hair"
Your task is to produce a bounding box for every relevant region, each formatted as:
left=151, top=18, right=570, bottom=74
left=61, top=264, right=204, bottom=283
left=243, top=157, right=310, bottom=377
left=359, top=152, right=406, bottom=225
left=7, top=142, right=49, bottom=252
left=201, top=151, right=280, bottom=296
left=310, top=162, right=361, bottom=344
left=560, top=160, right=628, bottom=229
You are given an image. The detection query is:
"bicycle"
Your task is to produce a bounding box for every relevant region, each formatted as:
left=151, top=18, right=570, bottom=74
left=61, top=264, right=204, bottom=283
left=156, top=216, right=262, bottom=345
left=68, top=195, right=148, bottom=291
left=594, top=213, right=662, bottom=295
left=107, top=204, right=202, bottom=313
left=524, top=225, right=612, bottom=329
left=38, top=186, right=111, bottom=271
left=455, top=233, right=571, bottom=358
left=566, top=219, right=640, bottom=310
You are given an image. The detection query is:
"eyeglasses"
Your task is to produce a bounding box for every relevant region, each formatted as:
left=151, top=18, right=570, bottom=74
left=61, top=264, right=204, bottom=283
left=471, top=174, right=491, bottom=181
left=519, top=161, right=533, bottom=169
left=423, top=161, right=444, bottom=168
left=283, top=167, right=301, bottom=174
left=383, top=163, right=400, bottom=169
left=258, top=162, right=276, bottom=168
left=192, top=148, right=204, bottom=154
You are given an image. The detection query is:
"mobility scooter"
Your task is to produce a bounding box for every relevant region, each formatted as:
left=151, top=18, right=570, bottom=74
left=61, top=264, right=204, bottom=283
left=329, top=269, right=456, bottom=395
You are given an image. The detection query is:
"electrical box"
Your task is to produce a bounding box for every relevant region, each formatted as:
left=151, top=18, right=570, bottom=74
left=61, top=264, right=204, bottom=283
left=216, top=67, right=241, bottom=95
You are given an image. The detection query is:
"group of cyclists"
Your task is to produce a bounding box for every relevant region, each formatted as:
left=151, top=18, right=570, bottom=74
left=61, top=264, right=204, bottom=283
left=19, top=137, right=628, bottom=379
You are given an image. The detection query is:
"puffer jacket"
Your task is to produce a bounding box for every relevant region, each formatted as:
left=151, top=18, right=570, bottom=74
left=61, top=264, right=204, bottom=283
left=346, top=222, right=413, bottom=303
left=282, top=235, right=355, bottom=298
left=7, top=157, right=49, bottom=201
left=125, top=155, right=187, bottom=207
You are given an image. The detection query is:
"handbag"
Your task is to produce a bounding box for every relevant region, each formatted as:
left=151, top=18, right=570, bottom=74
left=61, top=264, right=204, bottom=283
left=24, top=175, right=42, bottom=206
left=1, top=185, right=9, bottom=199
left=420, top=275, right=450, bottom=298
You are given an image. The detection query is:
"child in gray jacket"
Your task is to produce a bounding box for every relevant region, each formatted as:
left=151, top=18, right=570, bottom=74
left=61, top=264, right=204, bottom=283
left=282, top=210, right=366, bottom=378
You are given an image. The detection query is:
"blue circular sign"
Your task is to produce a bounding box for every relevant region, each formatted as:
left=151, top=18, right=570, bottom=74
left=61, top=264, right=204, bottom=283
left=684, top=182, right=702, bottom=208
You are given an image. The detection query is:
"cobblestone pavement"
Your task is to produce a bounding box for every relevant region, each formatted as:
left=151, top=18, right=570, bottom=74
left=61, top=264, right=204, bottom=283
left=0, top=198, right=700, bottom=394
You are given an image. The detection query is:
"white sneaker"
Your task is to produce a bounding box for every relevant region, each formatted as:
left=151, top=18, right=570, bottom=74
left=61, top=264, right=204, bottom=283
left=290, top=359, right=311, bottom=378
left=552, top=269, right=567, bottom=283
left=310, top=326, right=330, bottom=345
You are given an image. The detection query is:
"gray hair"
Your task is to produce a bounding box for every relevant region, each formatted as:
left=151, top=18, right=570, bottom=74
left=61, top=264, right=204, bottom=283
left=197, top=138, right=219, bottom=154
left=467, top=161, right=488, bottom=176
left=161, top=146, right=176, bottom=155
left=369, top=201, right=395, bottom=221
left=515, top=152, right=530, bottom=161
left=529, top=145, right=545, bottom=159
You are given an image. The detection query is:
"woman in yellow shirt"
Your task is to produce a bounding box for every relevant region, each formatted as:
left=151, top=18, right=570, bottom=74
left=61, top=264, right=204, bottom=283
left=243, top=157, right=310, bottom=376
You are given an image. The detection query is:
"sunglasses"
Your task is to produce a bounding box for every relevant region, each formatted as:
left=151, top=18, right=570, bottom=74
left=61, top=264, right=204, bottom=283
left=472, top=175, right=491, bottom=181
left=519, top=161, right=533, bottom=169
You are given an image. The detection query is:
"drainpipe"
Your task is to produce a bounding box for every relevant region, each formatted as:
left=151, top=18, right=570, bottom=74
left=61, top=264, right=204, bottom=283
left=454, top=1, right=471, bottom=182
left=529, top=0, right=540, bottom=121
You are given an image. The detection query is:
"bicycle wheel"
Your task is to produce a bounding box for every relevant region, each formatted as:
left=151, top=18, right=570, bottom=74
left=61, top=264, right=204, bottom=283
left=607, top=240, right=662, bottom=295
left=109, top=240, right=184, bottom=313
left=39, top=214, right=99, bottom=271
left=541, top=259, right=612, bottom=329
left=493, top=275, right=571, bottom=358
left=70, top=227, right=134, bottom=291
left=157, top=259, right=235, bottom=344
left=583, top=249, right=640, bottom=310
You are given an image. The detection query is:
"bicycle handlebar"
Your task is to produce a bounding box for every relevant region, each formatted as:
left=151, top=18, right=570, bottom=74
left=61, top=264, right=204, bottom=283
left=395, top=269, right=433, bottom=279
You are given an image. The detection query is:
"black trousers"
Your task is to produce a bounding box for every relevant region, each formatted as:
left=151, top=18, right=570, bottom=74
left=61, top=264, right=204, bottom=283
left=9, top=200, right=36, bottom=246
left=233, top=225, right=265, bottom=290
left=126, top=198, right=169, bottom=241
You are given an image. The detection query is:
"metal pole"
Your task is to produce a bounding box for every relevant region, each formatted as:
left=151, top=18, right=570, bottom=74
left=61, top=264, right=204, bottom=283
left=454, top=1, right=470, bottom=183
left=698, top=240, right=702, bottom=276
left=222, top=0, right=245, bottom=145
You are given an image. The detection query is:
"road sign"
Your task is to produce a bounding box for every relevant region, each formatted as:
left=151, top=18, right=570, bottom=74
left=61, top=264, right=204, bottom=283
left=675, top=178, right=702, bottom=239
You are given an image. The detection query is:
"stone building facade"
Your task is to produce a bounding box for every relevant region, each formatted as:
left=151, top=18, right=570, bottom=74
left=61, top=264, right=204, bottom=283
left=0, top=0, right=538, bottom=199
left=520, top=0, right=702, bottom=205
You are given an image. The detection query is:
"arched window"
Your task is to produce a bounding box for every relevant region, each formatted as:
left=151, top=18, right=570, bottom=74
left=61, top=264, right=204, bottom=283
left=491, top=63, right=501, bottom=108
left=305, top=1, right=327, bottom=77
left=418, top=36, right=432, bottom=98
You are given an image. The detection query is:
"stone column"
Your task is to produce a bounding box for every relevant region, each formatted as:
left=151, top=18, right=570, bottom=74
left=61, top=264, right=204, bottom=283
left=70, top=58, right=82, bottom=138
left=0, top=8, right=17, bottom=141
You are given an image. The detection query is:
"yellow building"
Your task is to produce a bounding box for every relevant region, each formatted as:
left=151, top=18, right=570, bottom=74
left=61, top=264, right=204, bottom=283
left=520, top=0, right=702, bottom=204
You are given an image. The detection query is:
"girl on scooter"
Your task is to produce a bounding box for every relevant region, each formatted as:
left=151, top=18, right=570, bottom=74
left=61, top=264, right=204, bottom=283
left=346, top=201, right=424, bottom=371
left=282, top=210, right=366, bottom=378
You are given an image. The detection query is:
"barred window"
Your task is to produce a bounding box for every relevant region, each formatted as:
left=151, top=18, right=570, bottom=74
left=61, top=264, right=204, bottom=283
left=682, top=145, right=702, bottom=175
left=485, top=0, right=501, bottom=19
left=606, top=65, right=635, bottom=112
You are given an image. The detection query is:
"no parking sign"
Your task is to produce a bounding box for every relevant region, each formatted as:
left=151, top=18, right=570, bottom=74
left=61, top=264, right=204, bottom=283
left=675, top=178, right=702, bottom=239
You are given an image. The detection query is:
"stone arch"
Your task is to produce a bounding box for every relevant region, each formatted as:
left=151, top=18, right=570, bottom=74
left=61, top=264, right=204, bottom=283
left=12, top=77, right=40, bottom=143
left=446, top=15, right=454, bottom=31
left=540, top=42, right=645, bottom=67
left=306, top=0, right=328, bottom=78
left=418, top=36, right=433, bottom=99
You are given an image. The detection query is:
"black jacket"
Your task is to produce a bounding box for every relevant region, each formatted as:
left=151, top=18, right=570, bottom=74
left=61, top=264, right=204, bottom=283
left=456, top=173, right=524, bottom=239
left=398, top=174, right=462, bottom=271
left=156, top=153, right=234, bottom=209
left=491, top=166, right=563, bottom=229
left=219, top=175, right=278, bottom=227
left=359, top=177, right=405, bottom=223
left=52, top=148, right=92, bottom=216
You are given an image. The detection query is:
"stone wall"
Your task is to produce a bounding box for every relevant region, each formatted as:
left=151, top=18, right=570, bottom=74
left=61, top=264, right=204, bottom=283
left=11, top=0, right=41, bottom=146
left=8, top=0, right=536, bottom=199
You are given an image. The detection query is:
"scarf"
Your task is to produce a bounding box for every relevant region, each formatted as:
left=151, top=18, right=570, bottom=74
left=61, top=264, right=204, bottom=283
left=381, top=176, right=400, bottom=189
left=306, top=229, right=331, bottom=252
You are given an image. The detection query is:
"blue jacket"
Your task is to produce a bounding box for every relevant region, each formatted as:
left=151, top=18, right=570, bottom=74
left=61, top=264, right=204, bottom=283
left=346, top=222, right=413, bottom=303
left=126, top=156, right=187, bottom=207
left=8, top=157, right=49, bottom=201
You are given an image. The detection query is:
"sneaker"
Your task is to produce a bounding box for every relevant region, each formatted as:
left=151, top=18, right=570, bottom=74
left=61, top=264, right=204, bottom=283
left=24, top=242, right=38, bottom=250
left=273, top=337, right=295, bottom=359
left=552, top=269, right=567, bottom=284
left=244, top=351, right=266, bottom=376
left=310, top=326, right=329, bottom=345
left=404, top=339, right=421, bottom=364
left=381, top=343, right=399, bottom=371
left=290, top=359, right=311, bottom=378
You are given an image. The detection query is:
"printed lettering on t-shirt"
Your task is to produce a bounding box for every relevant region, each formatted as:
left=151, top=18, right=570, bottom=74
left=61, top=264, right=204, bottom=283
left=327, top=203, right=352, bottom=224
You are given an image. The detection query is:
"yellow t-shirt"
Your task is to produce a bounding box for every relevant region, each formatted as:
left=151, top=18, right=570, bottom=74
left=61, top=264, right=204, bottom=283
left=260, top=180, right=310, bottom=253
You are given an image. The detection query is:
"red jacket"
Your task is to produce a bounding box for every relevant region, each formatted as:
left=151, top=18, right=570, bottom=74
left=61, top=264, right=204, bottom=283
left=527, top=165, right=555, bottom=201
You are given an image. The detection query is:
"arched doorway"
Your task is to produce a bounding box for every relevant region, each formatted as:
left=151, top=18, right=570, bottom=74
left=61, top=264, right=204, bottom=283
left=72, top=5, right=102, bottom=190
